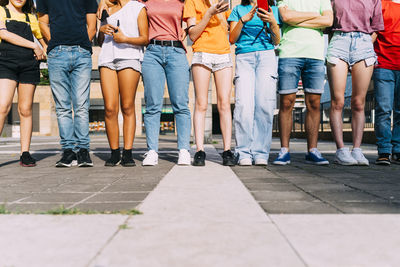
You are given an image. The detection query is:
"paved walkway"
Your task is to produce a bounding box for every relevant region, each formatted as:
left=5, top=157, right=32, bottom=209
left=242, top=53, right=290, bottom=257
left=1, top=136, right=400, bottom=266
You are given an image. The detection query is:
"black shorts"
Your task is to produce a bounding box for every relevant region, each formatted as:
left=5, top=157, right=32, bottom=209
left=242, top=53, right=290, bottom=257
left=0, top=50, right=40, bottom=84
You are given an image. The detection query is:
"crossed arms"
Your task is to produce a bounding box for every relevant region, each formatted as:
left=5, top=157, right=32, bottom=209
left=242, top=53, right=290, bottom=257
left=279, top=6, right=333, bottom=29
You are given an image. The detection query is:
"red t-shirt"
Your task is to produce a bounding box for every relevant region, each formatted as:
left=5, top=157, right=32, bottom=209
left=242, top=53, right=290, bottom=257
left=143, top=0, right=184, bottom=41
left=374, top=0, right=400, bottom=70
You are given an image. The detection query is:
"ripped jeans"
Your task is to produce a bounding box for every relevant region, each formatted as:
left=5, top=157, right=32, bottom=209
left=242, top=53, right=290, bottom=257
left=233, top=50, right=277, bottom=162
left=326, top=31, right=376, bottom=68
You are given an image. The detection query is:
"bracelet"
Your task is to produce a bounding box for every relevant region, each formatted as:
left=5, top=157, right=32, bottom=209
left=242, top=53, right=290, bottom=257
left=185, top=25, right=195, bottom=33
left=240, top=17, right=245, bottom=24
left=0, top=28, right=7, bottom=31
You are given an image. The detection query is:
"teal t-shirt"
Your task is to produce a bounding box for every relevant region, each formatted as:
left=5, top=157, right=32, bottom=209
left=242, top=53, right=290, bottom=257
left=277, top=0, right=332, bottom=60
left=228, top=5, right=280, bottom=55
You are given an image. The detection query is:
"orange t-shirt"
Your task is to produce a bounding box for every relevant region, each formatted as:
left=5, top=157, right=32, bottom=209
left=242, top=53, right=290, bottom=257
left=183, top=0, right=231, bottom=54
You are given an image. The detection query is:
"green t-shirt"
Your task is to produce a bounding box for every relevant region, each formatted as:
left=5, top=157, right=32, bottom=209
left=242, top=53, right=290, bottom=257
left=277, top=0, right=332, bottom=60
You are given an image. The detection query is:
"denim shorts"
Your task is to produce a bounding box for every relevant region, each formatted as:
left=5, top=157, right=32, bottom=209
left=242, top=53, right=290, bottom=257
left=326, top=31, right=377, bottom=68
left=192, top=52, right=232, bottom=72
left=278, top=58, right=325, bottom=95
left=99, top=58, right=141, bottom=73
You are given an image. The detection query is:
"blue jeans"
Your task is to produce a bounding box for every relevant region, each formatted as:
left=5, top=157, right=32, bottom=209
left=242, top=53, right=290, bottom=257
left=234, top=50, right=277, bottom=161
left=142, top=45, right=191, bottom=152
left=373, top=68, right=400, bottom=154
left=48, top=45, right=92, bottom=150
left=278, top=58, right=325, bottom=95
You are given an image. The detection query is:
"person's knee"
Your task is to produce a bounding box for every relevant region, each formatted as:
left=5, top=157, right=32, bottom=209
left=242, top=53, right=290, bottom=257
left=331, top=98, right=345, bottom=111
left=195, top=99, right=208, bottom=113
left=0, top=103, right=11, bottom=116
left=121, top=103, right=135, bottom=116
left=217, top=99, right=231, bottom=114
left=306, top=97, right=321, bottom=112
left=280, top=97, right=295, bottom=112
left=351, top=98, right=365, bottom=113
left=105, top=105, right=118, bottom=118
left=18, top=105, right=32, bottom=118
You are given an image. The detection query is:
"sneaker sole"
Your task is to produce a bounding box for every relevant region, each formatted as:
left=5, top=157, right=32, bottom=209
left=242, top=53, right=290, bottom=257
left=192, top=162, right=205, bottom=166
left=272, top=161, right=290, bottom=166
left=78, top=162, right=94, bottom=167
left=356, top=161, right=370, bottom=166
left=306, top=160, right=329, bottom=165
left=104, top=161, right=121, bottom=167
left=56, top=160, right=78, bottom=168
left=334, top=159, right=358, bottom=166
left=121, top=162, right=136, bottom=167
left=142, top=162, right=158, bottom=166
left=20, top=162, right=36, bottom=167
left=376, top=161, right=391, bottom=166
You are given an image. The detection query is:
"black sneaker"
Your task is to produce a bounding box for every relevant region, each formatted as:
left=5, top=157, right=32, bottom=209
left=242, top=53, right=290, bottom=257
left=222, top=150, right=236, bottom=166
left=56, top=149, right=77, bottom=168
left=77, top=148, right=93, bottom=167
left=121, top=149, right=136, bottom=167
left=375, top=153, right=391, bottom=165
left=20, top=151, right=36, bottom=167
left=193, top=150, right=206, bottom=166
left=105, top=148, right=121, bottom=167
left=392, top=153, right=400, bottom=165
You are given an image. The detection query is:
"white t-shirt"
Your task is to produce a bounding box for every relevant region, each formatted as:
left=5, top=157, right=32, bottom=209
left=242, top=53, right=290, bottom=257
left=98, top=1, right=145, bottom=65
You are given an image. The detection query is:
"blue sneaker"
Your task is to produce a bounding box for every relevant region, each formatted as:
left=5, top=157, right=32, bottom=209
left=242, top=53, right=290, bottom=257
left=273, top=148, right=291, bottom=165
left=305, top=148, right=329, bottom=165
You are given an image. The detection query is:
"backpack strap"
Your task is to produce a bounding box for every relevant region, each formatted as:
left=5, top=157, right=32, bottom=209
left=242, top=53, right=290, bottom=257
left=25, top=13, right=30, bottom=23
left=3, top=6, right=11, bottom=19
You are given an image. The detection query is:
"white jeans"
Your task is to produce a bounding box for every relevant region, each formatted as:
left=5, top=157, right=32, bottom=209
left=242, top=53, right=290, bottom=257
left=233, top=50, right=277, bottom=161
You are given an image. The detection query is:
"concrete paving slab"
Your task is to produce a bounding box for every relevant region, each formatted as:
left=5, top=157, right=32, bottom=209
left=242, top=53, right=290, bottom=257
left=0, top=215, right=128, bottom=267
left=270, top=215, right=400, bottom=267
left=92, top=146, right=304, bottom=267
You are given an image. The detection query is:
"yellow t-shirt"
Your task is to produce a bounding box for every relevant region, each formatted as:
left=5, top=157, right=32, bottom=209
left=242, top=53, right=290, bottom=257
left=183, top=0, right=231, bottom=54
left=0, top=6, right=43, bottom=43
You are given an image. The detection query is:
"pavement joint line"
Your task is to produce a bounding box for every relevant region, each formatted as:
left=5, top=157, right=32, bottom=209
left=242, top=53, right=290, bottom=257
left=10, top=201, right=142, bottom=204
left=267, top=167, right=345, bottom=214
left=265, top=213, right=309, bottom=267
left=85, top=215, right=134, bottom=267
left=7, top=196, right=33, bottom=205
left=66, top=176, right=128, bottom=210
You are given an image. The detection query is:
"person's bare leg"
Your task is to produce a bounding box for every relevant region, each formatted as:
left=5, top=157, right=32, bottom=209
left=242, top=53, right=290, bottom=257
left=351, top=61, right=374, bottom=148
left=305, top=93, right=322, bottom=150
left=214, top=67, right=233, bottom=151
left=17, top=83, right=36, bottom=153
left=192, top=65, right=211, bottom=152
left=100, top=67, right=120, bottom=150
left=0, top=79, right=17, bottom=136
left=327, top=60, right=348, bottom=149
left=278, top=93, right=296, bottom=149
left=118, top=68, right=140, bottom=150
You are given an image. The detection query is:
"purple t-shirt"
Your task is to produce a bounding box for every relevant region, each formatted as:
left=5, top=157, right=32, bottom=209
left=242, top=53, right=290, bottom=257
left=331, top=0, right=384, bottom=34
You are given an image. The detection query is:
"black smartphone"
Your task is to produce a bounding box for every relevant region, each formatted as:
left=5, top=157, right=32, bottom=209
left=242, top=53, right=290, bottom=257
left=100, top=10, right=109, bottom=22
left=114, top=20, right=120, bottom=33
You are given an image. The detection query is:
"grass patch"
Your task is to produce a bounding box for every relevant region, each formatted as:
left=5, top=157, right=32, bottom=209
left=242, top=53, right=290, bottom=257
left=119, top=223, right=129, bottom=230
left=212, top=140, right=219, bottom=144
left=0, top=205, right=11, bottom=214
left=0, top=204, right=142, bottom=215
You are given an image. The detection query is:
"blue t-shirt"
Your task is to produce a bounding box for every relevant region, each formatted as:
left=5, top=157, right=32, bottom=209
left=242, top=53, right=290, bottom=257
left=36, top=0, right=98, bottom=53
left=228, top=5, right=280, bottom=55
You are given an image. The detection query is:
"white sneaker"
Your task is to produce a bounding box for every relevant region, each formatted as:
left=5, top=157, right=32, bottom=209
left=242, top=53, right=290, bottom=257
left=142, top=150, right=158, bottom=166
left=178, top=149, right=191, bottom=165
left=239, top=158, right=252, bottom=166
left=351, top=148, right=370, bottom=166
left=334, top=147, right=358, bottom=166
left=255, top=158, right=268, bottom=166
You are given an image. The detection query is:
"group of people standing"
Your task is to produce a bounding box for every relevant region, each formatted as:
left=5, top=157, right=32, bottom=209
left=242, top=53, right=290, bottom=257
left=0, top=0, right=399, bottom=168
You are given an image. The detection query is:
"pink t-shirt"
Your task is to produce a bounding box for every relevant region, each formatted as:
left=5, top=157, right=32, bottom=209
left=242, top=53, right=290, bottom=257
left=143, top=0, right=184, bottom=41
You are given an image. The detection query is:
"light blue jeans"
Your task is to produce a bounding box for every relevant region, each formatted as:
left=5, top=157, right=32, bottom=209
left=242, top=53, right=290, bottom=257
left=234, top=50, right=277, bottom=161
left=142, top=44, right=191, bottom=152
left=373, top=68, right=400, bottom=155
left=48, top=45, right=92, bottom=150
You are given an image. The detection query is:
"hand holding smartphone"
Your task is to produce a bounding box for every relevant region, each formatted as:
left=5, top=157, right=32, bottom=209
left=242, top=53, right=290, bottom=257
left=257, top=0, right=269, bottom=12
